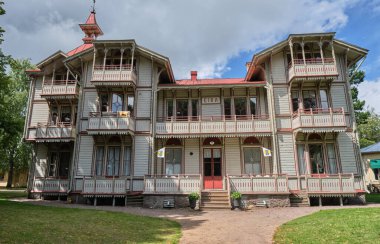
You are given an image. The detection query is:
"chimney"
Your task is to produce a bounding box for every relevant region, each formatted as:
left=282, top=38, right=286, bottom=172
left=191, top=71, right=197, bottom=81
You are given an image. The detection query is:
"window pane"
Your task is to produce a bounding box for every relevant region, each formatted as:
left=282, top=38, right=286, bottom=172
left=123, top=147, right=131, bottom=175
left=101, top=94, right=109, bottom=112
left=191, top=99, right=198, bottom=118
left=112, top=93, right=124, bottom=113
left=95, top=147, right=104, bottom=176
left=297, top=145, right=306, bottom=175
left=59, top=152, right=70, bottom=178
left=127, top=95, right=134, bottom=116
left=61, top=106, right=71, bottom=124
left=327, top=144, right=337, bottom=174
left=165, top=148, right=182, bottom=174
left=303, top=90, right=317, bottom=110
left=234, top=97, right=247, bottom=116
left=176, top=100, right=188, bottom=118
left=309, top=144, right=324, bottom=174
left=224, top=98, right=231, bottom=118
left=50, top=106, right=58, bottom=125
left=291, top=91, right=299, bottom=112
left=48, top=152, right=59, bottom=177
left=250, top=97, right=257, bottom=115
left=320, top=90, right=329, bottom=109
left=243, top=148, right=261, bottom=175
left=107, top=147, right=120, bottom=176
left=167, top=99, right=173, bottom=117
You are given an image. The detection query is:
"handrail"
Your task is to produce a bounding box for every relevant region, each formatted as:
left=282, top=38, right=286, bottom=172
left=89, top=112, right=134, bottom=118
left=288, top=58, right=335, bottom=68
left=292, top=107, right=344, bottom=118
left=37, top=122, right=73, bottom=127
left=43, top=80, right=77, bottom=85
left=93, top=64, right=135, bottom=71
left=157, top=114, right=270, bottom=122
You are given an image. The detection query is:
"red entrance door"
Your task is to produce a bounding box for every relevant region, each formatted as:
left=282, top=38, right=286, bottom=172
left=203, top=148, right=223, bottom=189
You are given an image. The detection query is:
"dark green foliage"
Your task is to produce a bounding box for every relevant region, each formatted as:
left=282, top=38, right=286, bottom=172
left=349, top=64, right=370, bottom=125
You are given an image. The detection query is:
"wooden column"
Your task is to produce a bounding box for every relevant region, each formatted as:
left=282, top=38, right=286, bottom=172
left=119, top=48, right=125, bottom=80
left=330, top=41, right=336, bottom=65
left=289, top=40, right=294, bottom=68
left=102, top=48, right=108, bottom=80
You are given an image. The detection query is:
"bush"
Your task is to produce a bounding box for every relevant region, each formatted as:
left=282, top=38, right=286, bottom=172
left=231, top=192, right=242, bottom=199
left=188, top=192, right=200, bottom=201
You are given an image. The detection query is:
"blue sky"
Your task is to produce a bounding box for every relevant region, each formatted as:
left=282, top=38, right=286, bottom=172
left=1, top=0, right=379, bottom=112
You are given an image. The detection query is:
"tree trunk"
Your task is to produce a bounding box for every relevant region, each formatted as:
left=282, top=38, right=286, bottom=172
left=6, top=148, right=15, bottom=188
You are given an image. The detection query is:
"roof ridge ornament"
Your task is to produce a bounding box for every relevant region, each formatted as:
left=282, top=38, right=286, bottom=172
left=91, top=0, right=96, bottom=14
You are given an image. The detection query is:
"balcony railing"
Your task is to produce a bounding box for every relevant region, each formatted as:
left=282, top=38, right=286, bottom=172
left=228, top=174, right=289, bottom=194
left=81, top=177, right=130, bottom=195
left=87, top=112, right=135, bottom=135
left=36, top=122, right=76, bottom=141
left=292, top=108, right=346, bottom=131
left=41, top=80, right=78, bottom=98
left=32, top=178, right=69, bottom=194
left=288, top=58, right=338, bottom=81
left=143, top=174, right=201, bottom=194
left=156, top=115, right=271, bottom=136
left=91, top=64, right=137, bottom=86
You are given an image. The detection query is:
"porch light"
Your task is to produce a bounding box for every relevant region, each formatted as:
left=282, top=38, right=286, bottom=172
left=209, top=141, right=215, bottom=145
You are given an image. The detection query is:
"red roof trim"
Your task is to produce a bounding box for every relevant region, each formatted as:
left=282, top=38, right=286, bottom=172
left=67, top=43, right=93, bottom=57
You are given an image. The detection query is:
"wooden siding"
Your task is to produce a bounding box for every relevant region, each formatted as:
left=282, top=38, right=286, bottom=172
left=77, top=136, right=94, bottom=176
left=259, top=88, right=267, bottom=114
left=136, top=90, right=152, bottom=118
left=82, top=91, right=98, bottom=117
left=80, top=120, right=88, bottom=132
left=85, top=61, right=94, bottom=88
left=136, top=119, right=150, bottom=132
left=276, top=118, right=292, bottom=129
left=271, top=52, right=287, bottom=83
left=201, top=103, right=222, bottom=117
left=35, top=144, right=48, bottom=178
left=184, top=139, right=200, bottom=174
left=338, top=132, right=358, bottom=174
left=33, top=78, right=43, bottom=100
left=278, top=134, right=296, bottom=175
left=134, top=136, right=150, bottom=176
left=201, top=89, right=220, bottom=97
left=225, top=138, right=241, bottom=175
left=233, top=88, right=246, bottom=96
left=331, top=84, right=348, bottom=111
left=263, top=137, right=271, bottom=174
left=157, top=91, right=164, bottom=118
left=273, top=87, right=290, bottom=114
left=30, top=103, right=49, bottom=126
left=335, top=55, right=345, bottom=81
left=138, top=57, right=152, bottom=87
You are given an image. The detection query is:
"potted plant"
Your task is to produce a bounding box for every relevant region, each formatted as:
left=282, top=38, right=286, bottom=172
left=188, top=192, right=200, bottom=209
left=231, top=192, right=242, bottom=209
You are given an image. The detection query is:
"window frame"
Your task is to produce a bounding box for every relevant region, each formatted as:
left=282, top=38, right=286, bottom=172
left=165, top=147, right=183, bottom=175
left=242, top=146, right=263, bottom=175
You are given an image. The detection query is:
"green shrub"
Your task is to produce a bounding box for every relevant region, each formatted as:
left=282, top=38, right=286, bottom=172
left=188, top=192, right=200, bottom=201
left=231, top=192, right=242, bottom=199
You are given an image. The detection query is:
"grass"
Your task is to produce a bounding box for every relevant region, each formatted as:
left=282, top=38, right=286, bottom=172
left=366, top=193, right=380, bottom=203
left=0, top=200, right=181, bottom=243
left=274, top=208, right=380, bottom=244
left=0, top=189, right=27, bottom=199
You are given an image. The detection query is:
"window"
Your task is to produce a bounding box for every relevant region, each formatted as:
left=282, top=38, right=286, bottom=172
left=100, top=94, right=109, bottom=112
left=167, top=99, right=173, bottom=117
left=302, top=90, right=317, bottom=110
left=176, top=99, right=188, bottom=118
left=224, top=98, right=231, bottom=118
left=61, top=106, right=71, bottom=124
left=309, top=144, right=324, bottom=174
left=243, top=147, right=262, bottom=175
left=234, top=97, right=247, bottom=116
left=127, top=95, right=134, bottom=116
left=191, top=99, right=198, bottom=118
left=106, top=147, right=120, bottom=176
left=249, top=97, right=257, bottom=115
left=111, top=93, right=124, bottom=112
left=95, top=146, right=104, bottom=176
left=48, top=151, right=70, bottom=178
left=374, top=169, right=379, bottom=181
left=297, top=145, right=307, bottom=175
left=123, top=147, right=131, bottom=176
left=291, top=91, right=299, bottom=113
left=50, top=106, right=58, bottom=125
left=165, top=148, right=182, bottom=175
left=320, top=89, right=329, bottom=109
left=326, top=144, right=338, bottom=174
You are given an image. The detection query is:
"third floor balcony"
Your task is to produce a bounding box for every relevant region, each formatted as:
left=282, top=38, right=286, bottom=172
left=41, top=80, right=79, bottom=99
left=87, top=112, right=135, bottom=135
left=288, top=58, right=339, bottom=82
left=91, top=64, right=137, bottom=87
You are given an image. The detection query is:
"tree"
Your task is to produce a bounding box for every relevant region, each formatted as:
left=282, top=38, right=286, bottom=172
left=358, top=110, right=380, bottom=148
left=349, top=64, right=370, bottom=126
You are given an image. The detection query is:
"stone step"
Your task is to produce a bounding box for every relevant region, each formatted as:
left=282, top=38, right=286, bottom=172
left=201, top=196, right=229, bottom=201
left=200, top=203, right=231, bottom=209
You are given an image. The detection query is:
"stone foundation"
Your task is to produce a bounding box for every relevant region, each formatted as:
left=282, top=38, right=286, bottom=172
left=143, top=195, right=190, bottom=208
left=241, top=194, right=290, bottom=209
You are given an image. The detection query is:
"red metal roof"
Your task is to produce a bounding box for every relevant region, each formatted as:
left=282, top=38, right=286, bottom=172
left=67, top=43, right=93, bottom=56
left=85, top=12, right=97, bottom=25
left=160, top=78, right=265, bottom=86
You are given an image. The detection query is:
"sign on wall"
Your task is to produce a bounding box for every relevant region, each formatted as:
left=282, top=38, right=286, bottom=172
left=202, top=97, right=220, bottom=104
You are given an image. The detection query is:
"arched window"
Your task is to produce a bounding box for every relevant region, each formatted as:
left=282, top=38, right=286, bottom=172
left=308, top=133, right=322, bottom=141
left=243, top=137, right=260, bottom=145
left=203, top=137, right=222, bottom=146
left=166, top=138, right=182, bottom=146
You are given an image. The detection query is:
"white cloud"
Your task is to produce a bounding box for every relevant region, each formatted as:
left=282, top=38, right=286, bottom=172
left=358, top=79, right=380, bottom=114
left=1, top=0, right=358, bottom=79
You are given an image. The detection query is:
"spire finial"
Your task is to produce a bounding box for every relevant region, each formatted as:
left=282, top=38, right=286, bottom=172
left=91, top=0, right=96, bottom=14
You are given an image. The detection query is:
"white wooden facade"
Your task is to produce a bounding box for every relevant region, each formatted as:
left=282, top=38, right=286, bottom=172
left=24, top=20, right=367, bottom=206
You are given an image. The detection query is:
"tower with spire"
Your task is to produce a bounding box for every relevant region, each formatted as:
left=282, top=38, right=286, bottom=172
left=79, top=0, right=103, bottom=44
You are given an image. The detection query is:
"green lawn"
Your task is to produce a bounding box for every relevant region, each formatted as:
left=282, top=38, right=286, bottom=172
left=366, top=193, right=380, bottom=203
left=274, top=208, right=380, bottom=243
left=0, top=200, right=181, bottom=243
left=0, top=190, right=27, bottom=199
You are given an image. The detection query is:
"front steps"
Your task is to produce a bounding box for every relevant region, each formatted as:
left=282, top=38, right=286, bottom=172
left=289, top=192, right=310, bottom=207
left=201, top=191, right=230, bottom=210
left=126, top=193, right=143, bottom=207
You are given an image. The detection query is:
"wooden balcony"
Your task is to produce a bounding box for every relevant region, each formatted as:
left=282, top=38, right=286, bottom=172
left=288, top=58, right=339, bottom=82
left=87, top=112, right=135, bottom=135
left=35, top=123, right=76, bottom=142
left=32, top=178, right=69, bottom=195
left=228, top=175, right=289, bottom=194
left=156, top=115, right=271, bottom=138
left=143, top=175, right=201, bottom=194
left=91, top=65, right=137, bottom=86
left=41, top=80, right=79, bottom=99
left=292, top=108, right=346, bottom=133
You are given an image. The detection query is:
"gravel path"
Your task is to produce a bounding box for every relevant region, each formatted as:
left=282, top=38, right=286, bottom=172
left=11, top=199, right=380, bottom=244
